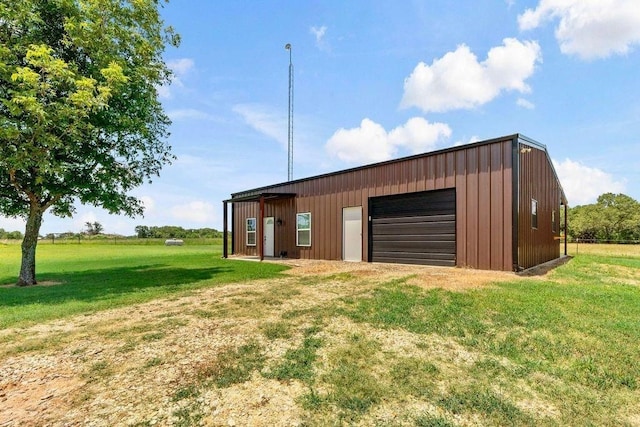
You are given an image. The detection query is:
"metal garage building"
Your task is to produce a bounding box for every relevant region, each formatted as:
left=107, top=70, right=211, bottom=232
left=223, top=134, right=568, bottom=272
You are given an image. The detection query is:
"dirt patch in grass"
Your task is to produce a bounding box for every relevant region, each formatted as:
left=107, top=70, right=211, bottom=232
left=0, top=354, right=83, bottom=426
left=0, top=260, right=543, bottom=426
left=279, top=259, right=518, bottom=291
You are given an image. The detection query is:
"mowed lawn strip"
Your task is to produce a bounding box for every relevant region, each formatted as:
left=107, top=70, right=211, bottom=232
left=0, top=242, right=288, bottom=328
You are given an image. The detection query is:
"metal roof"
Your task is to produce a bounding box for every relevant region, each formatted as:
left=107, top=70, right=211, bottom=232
left=229, top=133, right=568, bottom=205
left=224, top=192, right=296, bottom=203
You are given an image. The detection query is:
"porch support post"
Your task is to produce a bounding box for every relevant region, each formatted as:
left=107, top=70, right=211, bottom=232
left=259, top=196, right=265, bottom=261
left=223, top=201, right=228, bottom=258
left=231, top=203, right=235, bottom=255
left=564, top=202, right=568, bottom=256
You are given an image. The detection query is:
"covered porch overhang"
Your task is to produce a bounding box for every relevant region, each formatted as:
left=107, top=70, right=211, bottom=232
left=222, top=192, right=296, bottom=261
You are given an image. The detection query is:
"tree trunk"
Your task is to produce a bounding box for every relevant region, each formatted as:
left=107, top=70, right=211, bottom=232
left=17, top=205, right=44, bottom=286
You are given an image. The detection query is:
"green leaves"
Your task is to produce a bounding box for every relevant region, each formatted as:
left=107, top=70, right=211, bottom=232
left=9, top=43, right=127, bottom=121
left=0, top=0, right=178, bottom=283
left=568, top=193, right=640, bottom=242
left=1, top=0, right=176, bottom=217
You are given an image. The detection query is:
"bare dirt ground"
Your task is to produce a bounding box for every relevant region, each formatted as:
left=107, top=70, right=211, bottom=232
left=0, top=260, right=529, bottom=427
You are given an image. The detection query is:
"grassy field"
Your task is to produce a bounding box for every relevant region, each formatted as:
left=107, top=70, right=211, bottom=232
left=0, top=241, right=287, bottom=328
left=1, top=242, right=639, bottom=425
left=566, top=241, right=640, bottom=257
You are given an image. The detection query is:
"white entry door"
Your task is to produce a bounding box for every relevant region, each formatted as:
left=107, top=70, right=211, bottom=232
left=343, top=207, right=362, bottom=262
left=264, top=217, right=275, bottom=257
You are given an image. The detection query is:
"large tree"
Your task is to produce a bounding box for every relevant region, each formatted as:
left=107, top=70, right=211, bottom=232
left=0, top=0, right=179, bottom=285
left=568, top=193, right=640, bottom=242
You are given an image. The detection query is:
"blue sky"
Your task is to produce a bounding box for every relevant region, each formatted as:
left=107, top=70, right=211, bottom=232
left=2, top=0, right=640, bottom=236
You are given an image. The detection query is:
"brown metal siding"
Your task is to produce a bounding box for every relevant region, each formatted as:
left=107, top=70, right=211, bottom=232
left=233, top=202, right=256, bottom=257
left=517, top=143, right=562, bottom=269
left=230, top=137, right=515, bottom=271
left=232, top=197, right=298, bottom=258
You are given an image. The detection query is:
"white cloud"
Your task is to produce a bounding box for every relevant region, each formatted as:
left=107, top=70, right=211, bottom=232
left=310, top=25, right=330, bottom=51
left=170, top=201, right=216, bottom=224
left=401, top=38, right=541, bottom=113
left=140, top=196, right=155, bottom=215
left=518, top=0, right=640, bottom=59
left=517, top=98, right=535, bottom=109
left=233, top=104, right=287, bottom=146
left=553, top=158, right=626, bottom=205
left=156, top=85, right=171, bottom=99
left=388, top=117, right=452, bottom=154
left=326, top=119, right=394, bottom=163
left=109, top=219, right=140, bottom=236
left=168, top=109, right=215, bottom=121
left=168, top=58, right=195, bottom=76
left=74, top=212, right=98, bottom=232
left=325, top=117, right=451, bottom=164
left=158, top=58, right=195, bottom=99
left=453, top=136, right=481, bottom=147
left=0, top=216, right=25, bottom=233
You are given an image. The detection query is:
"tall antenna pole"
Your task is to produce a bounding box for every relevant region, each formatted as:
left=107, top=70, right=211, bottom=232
left=285, top=43, right=294, bottom=181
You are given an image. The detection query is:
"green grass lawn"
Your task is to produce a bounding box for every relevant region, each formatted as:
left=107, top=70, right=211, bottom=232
left=0, top=241, right=288, bottom=328
left=333, top=269, right=640, bottom=424
left=1, top=241, right=639, bottom=425
left=319, top=250, right=640, bottom=425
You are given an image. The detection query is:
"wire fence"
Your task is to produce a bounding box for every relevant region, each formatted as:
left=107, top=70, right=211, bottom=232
left=565, top=238, right=640, bottom=257
left=569, top=238, right=640, bottom=245
left=1, top=237, right=228, bottom=246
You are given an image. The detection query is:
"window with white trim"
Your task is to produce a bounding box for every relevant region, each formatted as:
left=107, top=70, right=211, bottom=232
left=531, top=199, right=538, bottom=229
left=246, top=218, right=256, bottom=246
left=552, top=210, right=556, bottom=233
left=296, top=212, right=311, bottom=247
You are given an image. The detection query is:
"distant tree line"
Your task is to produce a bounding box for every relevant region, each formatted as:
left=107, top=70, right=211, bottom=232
left=0, top=228, right=23, bottom=239
left=36, top=225, right=224, bottom=240
left=567, top=193, right=640, bottom=242
left=135, top=225, right=223, bottom=239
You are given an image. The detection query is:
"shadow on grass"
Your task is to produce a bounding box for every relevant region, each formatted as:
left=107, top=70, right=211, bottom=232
left=0, top=264, right=232, bottom=308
